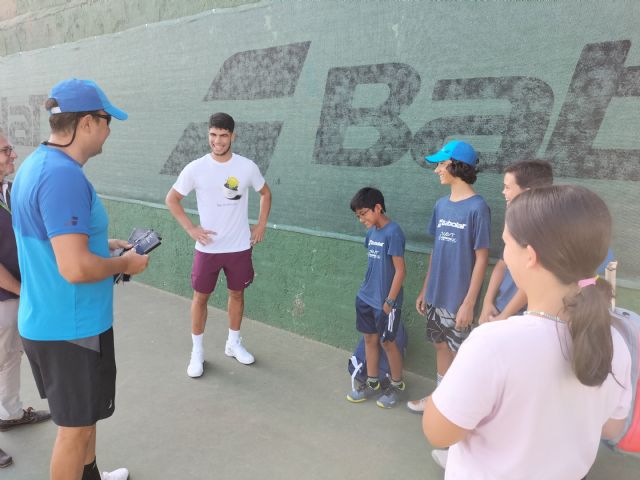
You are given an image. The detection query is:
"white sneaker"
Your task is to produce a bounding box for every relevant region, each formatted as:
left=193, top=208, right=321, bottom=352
left=187, top=350, right=204, bottom=377
left=431, top=449, right=448, bottom=469
left=406, top=397, right=426, bottom=414
left=224, top=338, right=255, bottom=365
left=101, top=467, right=129, bottom=480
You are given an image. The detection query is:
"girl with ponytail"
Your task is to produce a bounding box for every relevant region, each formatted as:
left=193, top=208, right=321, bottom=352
left=422, top=185, right=632, bottom=479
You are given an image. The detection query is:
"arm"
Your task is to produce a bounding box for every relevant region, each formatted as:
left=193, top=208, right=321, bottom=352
left=494, top=288, right=527, bottom=320
left=165, top=188, right=215, bottom=245
left=250, top=183, right=272, bottom=245
left=455, top=248, right=489, bottom=330
left=423, top=395, right=470, bottom=448
left=602, top=418, right=627, bottom=441
left=416, top=254, right=432, bottom=316
left=383, top=255, right=405, bottom=315
left=478, top=259, right=506, bottom=325
left=0, top=263, right=20, bottom=296
left=50, top=234, right=148, bottom=284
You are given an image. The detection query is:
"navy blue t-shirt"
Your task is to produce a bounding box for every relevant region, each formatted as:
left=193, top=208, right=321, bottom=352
left=495, top=265, right=520, bottom=313
left=357, top=221, right=405, bottom=309
left=0, top=182, right=19, bottom=301
left=425, top=195, right=491, bottom=313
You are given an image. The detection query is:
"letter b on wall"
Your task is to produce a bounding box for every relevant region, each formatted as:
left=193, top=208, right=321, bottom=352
left=314, top=63, right=420, bottom=167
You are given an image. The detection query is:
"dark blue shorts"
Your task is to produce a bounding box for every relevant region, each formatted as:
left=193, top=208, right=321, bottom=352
left=355, top=296, right=402, bottom=342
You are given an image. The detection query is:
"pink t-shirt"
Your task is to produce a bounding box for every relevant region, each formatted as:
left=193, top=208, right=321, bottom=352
left=432, top=314, right=632, bottom=480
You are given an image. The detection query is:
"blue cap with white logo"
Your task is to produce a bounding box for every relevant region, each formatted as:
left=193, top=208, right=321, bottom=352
left=425, top=140, right=478, bottom=167
left=48, top=78, right=128, bottom=120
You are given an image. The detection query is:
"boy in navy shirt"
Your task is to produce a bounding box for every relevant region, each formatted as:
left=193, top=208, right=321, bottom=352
left=347, top=188, right=406, bottom=408
left=408, top=141, right=490, bottom=413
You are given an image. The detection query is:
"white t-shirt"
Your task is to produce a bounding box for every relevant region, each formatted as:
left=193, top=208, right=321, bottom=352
left=432, top=314, right=632, bottom=480
left=172, top=153, right=265, bottom=253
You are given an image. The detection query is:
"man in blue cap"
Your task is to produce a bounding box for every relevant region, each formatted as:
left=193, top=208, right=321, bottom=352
left=11, top=79, right=149, bottom=480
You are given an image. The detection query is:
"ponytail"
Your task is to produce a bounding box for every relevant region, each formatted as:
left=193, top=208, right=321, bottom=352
left=564, top=277, right=614, bottom=386
left=506, top=185, right=614, bottom=387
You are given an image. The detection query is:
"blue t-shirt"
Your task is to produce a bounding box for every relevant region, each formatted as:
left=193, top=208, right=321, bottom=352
left=425, top=195, right=491, bottom=313
left=12, top=145, right=113, bottom=341
left=495, top=265, right=521, bottom=313
left=597, top=248, right=615, bottom=275
left=357, top=221, right=405, bottom=309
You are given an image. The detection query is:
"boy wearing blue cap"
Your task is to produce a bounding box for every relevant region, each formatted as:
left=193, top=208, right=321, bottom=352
left=407, top=141, right=490, bottom=413
left=11, top=79, right=148, bottom=480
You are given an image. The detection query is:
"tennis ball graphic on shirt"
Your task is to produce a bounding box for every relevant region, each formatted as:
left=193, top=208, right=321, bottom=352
left=223, top=176, right=242, bottom=200
left=225, top=176, right=239, bottom=190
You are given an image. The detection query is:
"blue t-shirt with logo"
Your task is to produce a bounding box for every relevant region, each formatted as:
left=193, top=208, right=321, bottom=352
left=12, top=145, right=113, bottom=341
left=357, top=221, right=405, bottom=309
left=425, top=195, right=491, bottom=313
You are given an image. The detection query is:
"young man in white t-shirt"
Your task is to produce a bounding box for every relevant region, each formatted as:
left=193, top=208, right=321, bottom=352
left=166, top=113, right=272, bottom=377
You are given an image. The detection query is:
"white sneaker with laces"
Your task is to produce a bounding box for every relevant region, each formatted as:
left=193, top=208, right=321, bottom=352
left=224, top=338, right=255, bottom=365
left=431, top=449, right=448, bottom=469
left=101, top=467, right=129, bottom=480
left=187, top=350, right=204, bottom=377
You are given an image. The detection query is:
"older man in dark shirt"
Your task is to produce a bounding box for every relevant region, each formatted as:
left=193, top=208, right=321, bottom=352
left=0, top=133, right=50, bottom=468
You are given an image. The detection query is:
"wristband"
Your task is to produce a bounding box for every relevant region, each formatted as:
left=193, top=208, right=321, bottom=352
left=385, top=298, right=396, bottom=308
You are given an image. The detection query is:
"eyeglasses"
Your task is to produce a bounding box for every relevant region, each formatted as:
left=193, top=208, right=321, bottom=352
left=0, top=145, right=14, bottom=156
left=91, top=113, right=112, bottom=126
left=355, top=208, right=371, bottom=218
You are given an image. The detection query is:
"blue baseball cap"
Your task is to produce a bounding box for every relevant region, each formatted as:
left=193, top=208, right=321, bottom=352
left=425, top=140, right=478, bottom=167
left=48, top=78, right=128, bottom=120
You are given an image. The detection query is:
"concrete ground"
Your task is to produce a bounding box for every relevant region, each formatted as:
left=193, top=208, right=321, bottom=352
left=2, top=282, right=639, bottom=479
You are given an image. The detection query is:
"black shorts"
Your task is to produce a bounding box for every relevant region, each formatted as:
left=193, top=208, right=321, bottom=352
left=21, top=328, right=117, bottom=427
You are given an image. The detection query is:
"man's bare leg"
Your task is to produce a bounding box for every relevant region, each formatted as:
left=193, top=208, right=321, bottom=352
left=191, top=291, right=210, bottom=335
left=50, top=425, right=94, bottom=480
left=227, top=289, right=244, bottom=331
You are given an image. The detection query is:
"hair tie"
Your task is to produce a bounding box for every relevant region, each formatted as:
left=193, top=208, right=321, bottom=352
left=578, top=275, right=599, bottom=288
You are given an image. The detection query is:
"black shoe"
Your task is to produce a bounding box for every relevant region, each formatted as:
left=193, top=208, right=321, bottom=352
left=0, top=449, right=12, bottom=468
left=0, top=407, right=51, bottom=431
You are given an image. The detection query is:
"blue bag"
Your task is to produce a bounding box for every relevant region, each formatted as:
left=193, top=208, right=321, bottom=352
left=347, top=315, right=408, bottom=391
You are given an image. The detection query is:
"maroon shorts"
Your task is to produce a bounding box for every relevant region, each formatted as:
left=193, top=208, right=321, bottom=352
left=191, top=248, right=254, bottom=294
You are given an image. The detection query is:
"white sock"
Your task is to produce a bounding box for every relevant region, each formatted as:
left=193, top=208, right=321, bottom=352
left=228, top=329, right=240, bottom=343
left=192, top=333, right=204, bottom=353
left=436, top=373, right=444, bottom=386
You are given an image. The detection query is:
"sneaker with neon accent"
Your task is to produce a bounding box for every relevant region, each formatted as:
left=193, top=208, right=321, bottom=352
left=187, top=350, right=204, bottom=378
left=346, top=381, right=380, bottom=402
left=224, top=338, right=255, bottom=365
left=376, top=381, right=405, bottom=409
left=101, top=467, right=129, bottom=480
